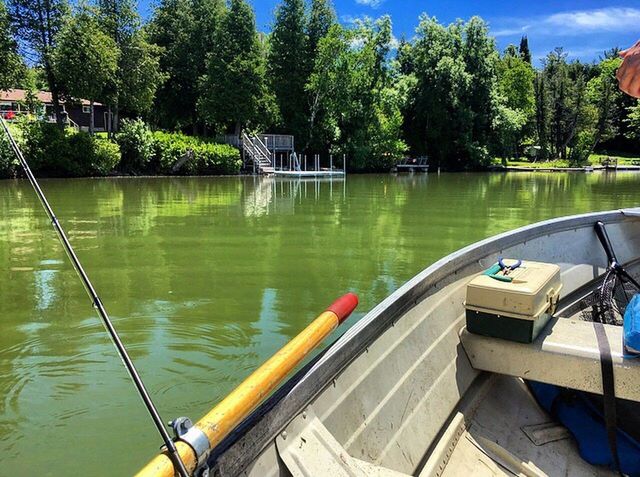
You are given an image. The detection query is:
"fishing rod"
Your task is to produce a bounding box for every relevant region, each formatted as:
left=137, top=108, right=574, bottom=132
left=0, top=117, right=191, bottom=477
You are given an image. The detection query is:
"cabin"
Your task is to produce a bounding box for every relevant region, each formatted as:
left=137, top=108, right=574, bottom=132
left=0, top=89, right=110, bottom=132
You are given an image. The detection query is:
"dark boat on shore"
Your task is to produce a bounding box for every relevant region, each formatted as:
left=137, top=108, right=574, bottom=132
left=393, top=157, right=429, bottom=173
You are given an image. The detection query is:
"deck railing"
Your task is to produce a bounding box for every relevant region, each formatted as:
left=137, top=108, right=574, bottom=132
left=220, top=133, right=294, bottom=152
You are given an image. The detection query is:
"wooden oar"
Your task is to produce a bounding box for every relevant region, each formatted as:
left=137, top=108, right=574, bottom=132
left=136, top=293, right=359, bottom=477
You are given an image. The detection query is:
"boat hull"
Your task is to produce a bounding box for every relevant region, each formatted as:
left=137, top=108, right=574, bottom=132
left=202, top=209, right=640, bottom=476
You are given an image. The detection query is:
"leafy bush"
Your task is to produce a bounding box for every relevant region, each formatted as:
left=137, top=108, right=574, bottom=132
left=92, top=140, right=121, bottom=175
left=152, top=131, right=241, bottom=175
left=0, top=134, right=16, bottom=179
left=116, top=118, right=155, bottom=173
left=21, top=121, right=121, bottom=177
left=569, top=131, right=594, bottom=167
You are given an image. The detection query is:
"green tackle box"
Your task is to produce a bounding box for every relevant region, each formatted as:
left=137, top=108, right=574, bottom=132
left=464, top=260, right=562, bottom=343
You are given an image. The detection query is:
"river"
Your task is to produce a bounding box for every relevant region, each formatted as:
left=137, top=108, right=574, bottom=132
left=1, top=172, right=639, bottom=475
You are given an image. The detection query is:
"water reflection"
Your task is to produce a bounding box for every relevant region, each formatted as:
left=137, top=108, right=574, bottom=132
left=0, top=172, right=639, bottom=475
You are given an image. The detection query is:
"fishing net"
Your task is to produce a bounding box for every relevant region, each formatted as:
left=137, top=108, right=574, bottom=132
left=580, top=269, right=640, bottom=326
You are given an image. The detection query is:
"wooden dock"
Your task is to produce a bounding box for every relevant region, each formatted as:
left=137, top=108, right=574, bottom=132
left=272, top=170, right=345, bottom=178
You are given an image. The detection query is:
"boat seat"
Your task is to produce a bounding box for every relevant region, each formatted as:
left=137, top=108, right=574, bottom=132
left=460, top=316, right=640, bottom=402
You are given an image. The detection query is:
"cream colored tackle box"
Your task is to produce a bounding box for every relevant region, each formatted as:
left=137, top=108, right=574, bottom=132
left=465, top=260, right=562, bottom=343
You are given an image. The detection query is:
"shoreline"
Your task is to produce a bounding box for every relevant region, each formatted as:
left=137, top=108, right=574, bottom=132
left=3, top=166, right=640, bottom=182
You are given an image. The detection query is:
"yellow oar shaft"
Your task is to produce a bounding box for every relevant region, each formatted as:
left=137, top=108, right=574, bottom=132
left=136, top=293, right=358, bottom=477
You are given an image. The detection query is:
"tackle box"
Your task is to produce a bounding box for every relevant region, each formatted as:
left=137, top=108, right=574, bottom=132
left=465, top=260, right=562, bottom=343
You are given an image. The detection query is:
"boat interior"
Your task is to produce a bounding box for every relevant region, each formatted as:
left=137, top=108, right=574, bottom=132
left=208, top=210, right=640, bottom=477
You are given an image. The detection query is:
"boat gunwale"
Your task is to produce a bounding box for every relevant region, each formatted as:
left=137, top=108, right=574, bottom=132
left=208, top=208, right=640, bottom=476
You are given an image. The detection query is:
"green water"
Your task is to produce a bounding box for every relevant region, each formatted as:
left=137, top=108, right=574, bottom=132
left=1, top=172, right=639, bottom=475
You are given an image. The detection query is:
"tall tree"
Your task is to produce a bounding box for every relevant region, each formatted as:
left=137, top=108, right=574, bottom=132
left=308, top=17, right=406, bottom=170
left=305, top=0, right=335, bottom=150
left=307, top=0, right=334, bottom=56
left=97, top=0, right=162, bottom=130
left=9, top=0, right=68, bottom=126
left=463, top=16, right=500, bottom=157
left=0, top=0, right=24, bottom=90
left=198, top=0, right=267, bottom=134
left=519, top=35, right=531, bottom=64
left=54, top=10, right=119, bottom=134
left=115, top=31, right=163, bottom=119
left=149, top=0, right=223, bottom=132
left=268, top=0, right=308, bottom=143
left=410, top=15, right=500, bottom=168
left=494, top=49, right=535, bottom=157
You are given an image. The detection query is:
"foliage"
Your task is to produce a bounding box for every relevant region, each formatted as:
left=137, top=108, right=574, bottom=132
left=20, top=121, right=121, bottom=176
left=54, top=9, right=119, bottom=133
left=91, top=139, right=121, bottom=174
left=198, top=0, right=268, bottom=134
left=116, top=118, right=155, bottom=171
left=625, top=101, right=640, bottom=140
left=534, top=48, right=591, bottom=160
left=519, top=36, right=531, bottom=64
left=8, top=0, right=68, bottom=126
left=152, top=131, right=241, bottom=174
left=148, top=0, right=223, bottom=131
left=97, top=0, right=163, bottom=125
left=308, top=18, right=406, bottom=171
left=407, top=15, right=499, bottom=169
left=307, top=0, right=335, bottom=56
left=4, top=2, right=640, bottom=174
left=494, top=51, right=535, bottom=157
left=117, top=31, right=164, bottom=116
left=0, top=0, right=25, bottom=89
left=568, top=130, right=594, bottom=166
left=268, top=0, right=308, bottom=141
left=0, top=132, right=16, bottom=178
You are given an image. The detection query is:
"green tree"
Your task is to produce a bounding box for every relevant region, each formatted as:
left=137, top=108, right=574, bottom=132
left=9, top=0, right=68, bottom=126
left=624, top=101, right=640, bottom=140
left=519, top=35, right=531, bottom=64
left=117, top=31, right=164, bottom=118
left=97, top=0, right=162, bottom=131
left=268, top=0, right=308, bottom=143
left=541, top=49, right=590, bottom=160
left=410, top=15, right=499, bottom=168
left=305, top=0, right=335, bottom=150
left=54, top=10, right=119, bottom=134
left=307, top=0, right=335, bottom=56
left=198, top=0, right=267, bottom=134
left=148, top=0, right=223, bottom=132
left=586, top=57, right=622, bottom=147
left=308, top=18, right=406, bottom=170
left=0, top=0, right=24, bottom=89
left=495, top=51, right=535, bottom=157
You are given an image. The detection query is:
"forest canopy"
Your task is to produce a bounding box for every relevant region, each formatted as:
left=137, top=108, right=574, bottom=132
left=1, top=0, right=638, bottom=172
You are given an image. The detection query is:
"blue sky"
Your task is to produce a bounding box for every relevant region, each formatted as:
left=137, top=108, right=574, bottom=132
left=141, top=0, right=640, bottom=66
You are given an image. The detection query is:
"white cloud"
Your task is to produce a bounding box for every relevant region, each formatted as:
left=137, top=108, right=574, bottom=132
left=341, top=14, right=359, bottom=24
left=492, top=7, right=640, bottom=38
left=546, top=7, right=640, bottom=33
left=354, top=0, right=385, bottom=9
left=492, top=26, right=530, bottom=38
left=341, top=14, right=373, bottom=25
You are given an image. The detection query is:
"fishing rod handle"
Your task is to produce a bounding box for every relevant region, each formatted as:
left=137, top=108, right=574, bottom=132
left=594, top=221, right=618, bottom=266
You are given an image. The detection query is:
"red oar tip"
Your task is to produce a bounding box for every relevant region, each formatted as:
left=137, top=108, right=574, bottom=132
left=326, top=293, right=359, bottom=324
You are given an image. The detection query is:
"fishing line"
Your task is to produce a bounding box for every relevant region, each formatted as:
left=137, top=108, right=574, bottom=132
left=0, top=117, right=190, bottom=477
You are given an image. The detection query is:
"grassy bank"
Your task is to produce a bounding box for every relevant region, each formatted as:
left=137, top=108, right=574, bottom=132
left=495, top=153, right=640, bottom=169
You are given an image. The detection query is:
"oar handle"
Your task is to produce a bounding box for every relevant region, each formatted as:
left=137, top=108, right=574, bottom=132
left=136, top=293, right=359, bottom=477
left=594, top=221, right=618, bottom=266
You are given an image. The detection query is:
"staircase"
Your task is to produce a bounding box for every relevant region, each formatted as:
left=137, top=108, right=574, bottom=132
left=241, top=132, right=274, bottom=174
